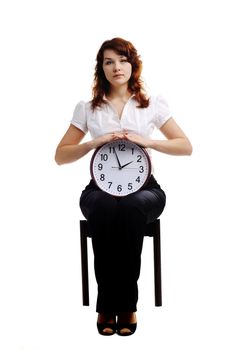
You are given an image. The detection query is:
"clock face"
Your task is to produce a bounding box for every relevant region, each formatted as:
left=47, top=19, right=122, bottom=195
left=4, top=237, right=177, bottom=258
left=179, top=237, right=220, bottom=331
left=90, top=140, right=151, bottom=196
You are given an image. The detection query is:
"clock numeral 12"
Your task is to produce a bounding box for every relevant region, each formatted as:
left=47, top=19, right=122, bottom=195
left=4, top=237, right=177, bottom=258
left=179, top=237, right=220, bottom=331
left=118, top=144, right=126, bottom=151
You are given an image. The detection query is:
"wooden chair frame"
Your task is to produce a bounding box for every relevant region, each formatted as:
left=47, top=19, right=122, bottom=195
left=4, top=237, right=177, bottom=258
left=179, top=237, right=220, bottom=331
left=80, top=219, right=162, bottom=307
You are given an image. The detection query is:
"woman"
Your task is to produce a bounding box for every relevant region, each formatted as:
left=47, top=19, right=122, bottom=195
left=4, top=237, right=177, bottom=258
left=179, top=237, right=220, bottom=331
left=55, top=37, right=192, bottom=336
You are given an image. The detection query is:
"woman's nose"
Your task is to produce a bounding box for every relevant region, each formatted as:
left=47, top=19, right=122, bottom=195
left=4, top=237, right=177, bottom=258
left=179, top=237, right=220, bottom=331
left=113, top=62, right=121, bottom=71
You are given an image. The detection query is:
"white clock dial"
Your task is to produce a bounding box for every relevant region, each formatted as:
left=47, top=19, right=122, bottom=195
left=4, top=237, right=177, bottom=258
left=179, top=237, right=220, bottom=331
left=90, top=140, right=151, bottom=196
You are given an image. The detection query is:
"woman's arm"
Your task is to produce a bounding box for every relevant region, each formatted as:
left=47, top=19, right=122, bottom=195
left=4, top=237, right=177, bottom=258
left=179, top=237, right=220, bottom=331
left=55, top=125, right=90, bottom=165
left=55, top=124, right=125, bottom=165
left=150, top=118, right=193, bottom=155
left=124, top=118, right=193, bottom=156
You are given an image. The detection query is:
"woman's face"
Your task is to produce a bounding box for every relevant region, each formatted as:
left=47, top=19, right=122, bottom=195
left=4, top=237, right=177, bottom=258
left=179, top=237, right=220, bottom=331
left=102, top=49, right=132, bottom=88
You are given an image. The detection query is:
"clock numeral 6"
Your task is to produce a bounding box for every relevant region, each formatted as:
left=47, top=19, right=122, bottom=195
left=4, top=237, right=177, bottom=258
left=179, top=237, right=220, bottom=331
left=117, top=185, right=122, bottom=192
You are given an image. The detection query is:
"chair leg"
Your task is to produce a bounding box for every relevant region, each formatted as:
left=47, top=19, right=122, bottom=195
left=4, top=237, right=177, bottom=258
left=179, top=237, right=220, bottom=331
left=153, top=220, right=162, bottom=306
left=80, top=221, right=89, bottom=306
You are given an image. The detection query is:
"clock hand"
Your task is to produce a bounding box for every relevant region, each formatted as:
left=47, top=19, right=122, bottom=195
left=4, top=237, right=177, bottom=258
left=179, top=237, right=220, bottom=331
left=111, top=166, right=138, bottom=169
left=121, top=160, right=134, bottom=169
left=113, top=148, right=122, bottom=169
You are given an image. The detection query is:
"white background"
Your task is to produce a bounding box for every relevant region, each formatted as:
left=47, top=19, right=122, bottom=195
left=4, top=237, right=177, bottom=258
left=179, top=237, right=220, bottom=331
left=1, top=0, right=233, bottom=349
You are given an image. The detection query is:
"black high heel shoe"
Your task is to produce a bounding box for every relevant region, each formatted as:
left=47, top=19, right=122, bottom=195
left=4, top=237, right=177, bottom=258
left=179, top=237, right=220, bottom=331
left=116, top=322, right=137, bottom=336
left=116, top=312, right=137, bottom=336
left=97, top=314, right=116, bottom=336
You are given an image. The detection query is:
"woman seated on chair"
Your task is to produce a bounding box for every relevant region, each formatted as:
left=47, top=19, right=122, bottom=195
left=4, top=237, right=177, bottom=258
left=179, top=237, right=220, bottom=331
left=55, top=37, right=192, bottom=336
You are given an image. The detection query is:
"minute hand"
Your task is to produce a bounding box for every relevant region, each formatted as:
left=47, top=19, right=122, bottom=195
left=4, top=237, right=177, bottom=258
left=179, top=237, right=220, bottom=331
left=121, top=161, right=134, bottom=169
left=114, top=148, right=122, bottom=169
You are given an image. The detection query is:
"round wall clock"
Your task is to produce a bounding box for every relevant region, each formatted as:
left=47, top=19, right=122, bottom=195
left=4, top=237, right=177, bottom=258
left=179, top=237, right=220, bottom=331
left=90, top=139, right=151, bottom=196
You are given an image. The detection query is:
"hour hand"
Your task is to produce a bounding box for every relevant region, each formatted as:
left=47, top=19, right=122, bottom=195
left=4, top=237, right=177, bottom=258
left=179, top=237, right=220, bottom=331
left=121, top=160, right=134, bottom=169
left=113, top=148, right=122, bottom=169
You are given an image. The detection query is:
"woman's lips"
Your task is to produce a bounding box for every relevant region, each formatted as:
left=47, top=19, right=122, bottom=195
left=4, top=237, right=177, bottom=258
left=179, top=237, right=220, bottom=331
left=113, top=74, right=124, bottom=78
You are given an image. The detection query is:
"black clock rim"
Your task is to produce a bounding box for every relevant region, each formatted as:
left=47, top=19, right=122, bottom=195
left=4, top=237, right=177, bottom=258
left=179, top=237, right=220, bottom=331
left=90, top=140, right=152, bottom=196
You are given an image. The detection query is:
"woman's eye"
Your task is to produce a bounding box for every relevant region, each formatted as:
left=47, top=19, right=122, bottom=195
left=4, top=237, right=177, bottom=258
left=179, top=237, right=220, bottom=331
left=105, top=61, right=112, bottom=65
left=121, top=59, right=128, bottom=63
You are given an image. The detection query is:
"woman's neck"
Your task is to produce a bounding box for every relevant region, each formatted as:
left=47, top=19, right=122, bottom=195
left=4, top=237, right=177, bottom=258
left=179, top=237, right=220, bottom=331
left=107, top=85, right=132, bottom=102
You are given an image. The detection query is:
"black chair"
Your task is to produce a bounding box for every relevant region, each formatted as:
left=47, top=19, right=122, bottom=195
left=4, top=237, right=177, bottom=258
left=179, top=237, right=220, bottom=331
left=80, top=219, right=162, bottom=307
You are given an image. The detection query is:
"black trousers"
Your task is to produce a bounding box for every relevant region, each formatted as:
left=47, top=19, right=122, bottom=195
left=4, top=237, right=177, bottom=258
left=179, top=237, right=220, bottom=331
left=79, top=175, right=166, bottom=313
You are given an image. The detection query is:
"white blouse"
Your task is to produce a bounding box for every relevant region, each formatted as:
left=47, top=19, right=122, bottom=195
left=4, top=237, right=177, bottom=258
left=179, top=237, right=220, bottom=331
left=71, top=95, right=171, bottom=139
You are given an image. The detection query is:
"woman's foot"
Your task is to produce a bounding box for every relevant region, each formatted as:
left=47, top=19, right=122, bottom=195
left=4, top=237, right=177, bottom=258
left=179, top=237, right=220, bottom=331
left=117, top=312, right=137, bottom=336
left=97, top=313, right=116, bottom=335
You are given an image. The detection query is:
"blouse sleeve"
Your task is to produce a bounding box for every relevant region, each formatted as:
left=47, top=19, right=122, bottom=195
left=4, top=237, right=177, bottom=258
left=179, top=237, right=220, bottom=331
left=153, top=95, right=172, bottom=129
left=70, top=101, right=88, bottom=133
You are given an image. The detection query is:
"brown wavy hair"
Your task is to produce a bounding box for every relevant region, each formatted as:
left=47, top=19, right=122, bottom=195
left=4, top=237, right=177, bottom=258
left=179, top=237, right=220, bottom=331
left=91, top=37, right=149, bottom=110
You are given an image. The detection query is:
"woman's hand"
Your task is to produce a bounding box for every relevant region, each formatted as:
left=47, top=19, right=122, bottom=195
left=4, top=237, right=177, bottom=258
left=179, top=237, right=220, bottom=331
left=92, top=131, right=152, bottom=149
left=91, top=132, right=127, bottom=149
left=55, top=129, right=129, bottom=165
left=123, top=132, right=152, bottom=148
left=121, top=121, right=193, bottom=156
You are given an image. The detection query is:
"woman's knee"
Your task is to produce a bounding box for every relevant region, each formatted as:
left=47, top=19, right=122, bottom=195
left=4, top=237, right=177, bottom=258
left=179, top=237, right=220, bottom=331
left=81, top=190, right=118, bottom=219
left=118, top=189, right=166, bottom=220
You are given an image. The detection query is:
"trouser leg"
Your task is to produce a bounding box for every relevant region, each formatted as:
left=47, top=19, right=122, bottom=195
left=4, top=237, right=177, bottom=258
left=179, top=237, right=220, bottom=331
left=113, top=201, right=146, bottom=312
left=80, top=188, right=119, bottom=312
left=115, top=185, right=166, bottom=311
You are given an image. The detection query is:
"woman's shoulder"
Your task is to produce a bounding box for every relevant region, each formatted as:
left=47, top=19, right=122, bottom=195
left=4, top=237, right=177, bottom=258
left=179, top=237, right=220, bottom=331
left=74, top=99, right=92, bottom=109
left=73, top=99, right=96, bottom=116
left=149, top=94, right=169, bottom=104
left=148, top=94, right=170, bottom=112
left=71, top=100, right=94, bottom=133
